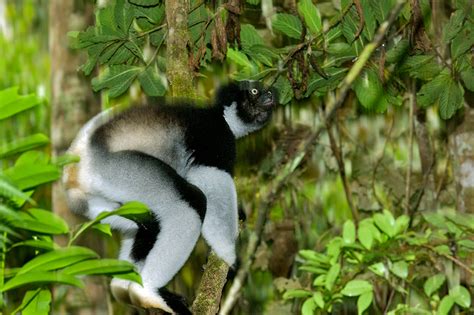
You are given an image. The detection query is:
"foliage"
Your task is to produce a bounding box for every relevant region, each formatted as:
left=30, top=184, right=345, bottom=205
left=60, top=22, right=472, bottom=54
left=284, top=209, right=474, bottom=314
left=0, top=87, right=145, bottom=314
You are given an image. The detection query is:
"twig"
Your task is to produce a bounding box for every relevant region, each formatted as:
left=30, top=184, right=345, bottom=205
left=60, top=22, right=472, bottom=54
left=405, top=80, right=415, bottom=215
left=220, top=2, right=406, bottom=313
left=324, top=110, right=359, bottom=224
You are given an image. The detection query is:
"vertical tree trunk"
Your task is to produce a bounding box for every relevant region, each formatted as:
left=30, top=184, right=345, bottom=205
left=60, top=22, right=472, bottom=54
left=49, top=1, right=104, bottom=314
left=165, top=0, right=194, bottom=98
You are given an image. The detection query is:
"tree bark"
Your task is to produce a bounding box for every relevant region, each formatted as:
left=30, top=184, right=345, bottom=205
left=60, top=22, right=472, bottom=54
left=49, top=1, right=103, bottom=314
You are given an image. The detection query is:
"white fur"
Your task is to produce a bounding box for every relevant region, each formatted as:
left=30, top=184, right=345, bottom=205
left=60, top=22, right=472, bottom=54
left=186, top=166, right=238, bottom=266
left=224, top=102, right=261, bottom=139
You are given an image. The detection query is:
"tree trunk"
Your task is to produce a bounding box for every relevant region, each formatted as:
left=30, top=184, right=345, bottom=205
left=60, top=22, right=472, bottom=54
left=49, top=1, right=104, bottom=314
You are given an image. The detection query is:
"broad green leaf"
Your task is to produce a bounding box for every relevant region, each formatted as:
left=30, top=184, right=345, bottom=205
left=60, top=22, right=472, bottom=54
left=273, top=13, right=303, bottom=39
left=113, top=271, right=142, bottom=285
left=17, top=247, right=98, bottom=275
left=394, top=215, right=409, bottom=235
left=460, top=68, right=474, bottom=91
left=0, top=176, right=34, bottom=205
left=341, top=280, right=373, bottom=297
left=245, top=45, right=276, bottom=67
left=274, top=76, right=294, bottom=105
left=389, top=261, right=408, bottom=279
left=369, top=262, right=386, bottom=277
left=357, top=291, right=373, bottom=315
left=240, top=24, right=265, bottom=50
left=373, top=210, right=396, bottom=237
left=0, top=87, right=41, bottom=120
left=358, top=224, right=374, bottom=250
left=283, top=289, right=313, bottom=299
left=313, top=291, right=324, bottom=309
left=26, top=208, right=69, bottom=234
left=91, top=65, right=141, bottom=98
left=386, top=39, right=409, bottom=64
left=1, top=271, right=83, bottom=292
left=399, top=55, right=442, bottom=80
left=302, top=298, right=316, bottom=315
left=226, top=48, right=254, bottom=69
left=353, top=68, right=389, bottom=113
left=11, top=240, right=56, bottom=251
left=369, top=0, right=394, bottom=24
left=439, top=76, right=463, bottom=120
left=451, top=28, right=474, bottom=60
left=297, top=0, right=322, bottom=35
left=299, top=250, right=330, bottom=265
left=438, top=295, right=454, bottom=315
left=417, top=71, right=449, bottom=108
left=62, top=259, right=136, bottom=276
left=4, top=164, right=60, bottom=190
left=0, top=134, right=49, bottom=159
left=424, top=274, right=446, bottom=297
left=21, top=289, right=51, bottom=315
left=92, top=223, right=112, bottom=236
left=325, top=263, right=340, bottom=291
left=134, top=4, right=165, bottom=24
left=360, top=0, right=376, bottom=40
left=343, top=220, right=356, bottom=244
left=138, top=67, right=166, bottom=96
left=450, top=285, right=471, bottom=308
left=443, top=10, right=465, bottom=43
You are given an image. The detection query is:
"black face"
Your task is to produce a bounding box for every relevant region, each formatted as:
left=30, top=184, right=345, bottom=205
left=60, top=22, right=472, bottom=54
left=237, top=80, right=277, bottom=125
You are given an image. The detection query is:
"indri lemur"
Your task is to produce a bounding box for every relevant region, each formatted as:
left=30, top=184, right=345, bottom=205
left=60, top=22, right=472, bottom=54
left=63, top=80, right=276, bottom=314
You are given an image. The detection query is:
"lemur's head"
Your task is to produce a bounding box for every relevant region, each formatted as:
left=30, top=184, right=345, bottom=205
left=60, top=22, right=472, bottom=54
left=217, top=80, right=277, bottom=138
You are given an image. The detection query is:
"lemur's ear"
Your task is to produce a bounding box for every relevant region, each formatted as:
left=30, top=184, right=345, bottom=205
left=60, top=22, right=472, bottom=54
left=215, top=82, right=243, bottom=107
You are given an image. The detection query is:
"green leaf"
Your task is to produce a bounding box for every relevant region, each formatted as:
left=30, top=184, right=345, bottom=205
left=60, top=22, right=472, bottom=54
left=325, top=263, right=340, bottom=291
left=438, top=295, right=454, bottom=315
left=394, top=215, right=409, bottom=235
left=62, top=259, right=136, bottom=276
left=17, top=247, right=98, bottom=275
left=343, top=220, right=356, bottom=244
left=299, top=250, right=330, bottom=265
left=450, top=285, right=471, bottom=308
left=460, top=68, right=474, bottom=92
left=358, top=223, right=374, bottom=250
left=417, top=71, right=449, bottom=108
left=369, top=262, right=386, bottom=277
left=0, top=87, right=41, bottom=120
left=27, top=208, right=69, bottom=234
left=4, top=164, right=60, bottom=190
left=226, top=48, right=254, bottom=69
left=386, top=39, right=409, bottom=64
left=21, top=289, right=51, bottom=315
left=439, top=76, right=464, bottom=120
left=138, top=67, right=166, bottom=96
left=91, top=65, right=141, bottom=98
left=11, top=240, right=56, bottom=251
left=341, top=280, right=373, bottom=297
left=297, top=0, right=322, bottom=35
left=134, top=4, right=165, bottom=24
left=424, top=274, right=446, bottom=297
left=389, top=261, right=408, bottom=279
left=357, top=291, right=373, bottom=315
left=274, top=76, right=294, bottom=105
left=92, top=223, right=112, bottom=237
left=313, top=291, right=324, bottom=309
left=283, top=289, right=313, bottom=299
left=353, top=68, right=389, bottom=113
left=1, top=272, right=84, bottom=292
left=451, top=28, right=474, bottom=60
left=273, top=14, right=303, bottom=39
left=302, top=298, right=316, bottom=315
left=360, top=0, right=376, bottom=40
left=0, top=134, right=49, bottom=159
left=399, top=55, right=442, bottom=80
left=113, top=271, right=142, bottom=285
left=373, top=210, right=396, bottom=237
left=0, top=176, right=35, bottom=205
left=443, top=10, right=465, bottom=43
left=240, top=24, right=265, bottom=50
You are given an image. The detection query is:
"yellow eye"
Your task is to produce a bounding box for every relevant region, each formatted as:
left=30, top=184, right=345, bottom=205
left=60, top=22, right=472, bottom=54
left=251, top=88, right=259, bottom=95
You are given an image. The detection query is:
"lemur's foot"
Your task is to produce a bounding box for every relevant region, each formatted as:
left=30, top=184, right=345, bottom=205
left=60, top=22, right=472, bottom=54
left=110, top=278, right=132, bottom=305
left=129, top=283, right=175, bottom=313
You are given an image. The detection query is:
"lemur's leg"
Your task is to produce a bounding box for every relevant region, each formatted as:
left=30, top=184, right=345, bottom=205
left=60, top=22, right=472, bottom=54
left=88, top=150, right=205, bottom=313
left=187, top=166, right=239, bottom=266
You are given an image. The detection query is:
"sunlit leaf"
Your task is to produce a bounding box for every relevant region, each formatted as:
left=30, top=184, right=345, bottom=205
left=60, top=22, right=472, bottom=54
left=357, top=291, right=373, bottom=315
left=273, top=13, right=303, bottom=39
left=297, top=0, right=322, bottom=35
left=1, top=272, right=83, bottom=292
left=450, top=285, right=471, bottom=308
left=21, top=289, right=51, bottom=315
left=341, top=280, right=373, bottom=297
left=424, top=274, right=446, bottom=297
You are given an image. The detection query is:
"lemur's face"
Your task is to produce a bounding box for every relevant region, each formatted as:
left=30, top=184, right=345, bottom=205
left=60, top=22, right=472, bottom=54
left=238, top=81, right=276, bottom=126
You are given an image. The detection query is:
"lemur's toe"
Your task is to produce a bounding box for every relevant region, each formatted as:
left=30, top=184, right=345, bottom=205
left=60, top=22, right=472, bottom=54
left=128, top=283, right=174, bottom=313
left=158, top=288, right=191, bottom=315
left=110, top=278, right=132, bottom=305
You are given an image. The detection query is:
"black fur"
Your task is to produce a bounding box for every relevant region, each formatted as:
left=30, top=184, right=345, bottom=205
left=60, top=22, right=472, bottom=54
left=132, top=212, right=160, bottom=262
left=158, top=288, right=192, bottom=315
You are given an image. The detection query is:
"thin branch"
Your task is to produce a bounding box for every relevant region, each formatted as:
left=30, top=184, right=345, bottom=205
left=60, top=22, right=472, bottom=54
left=405, top=80, right=415, bottom=215
left=220, top=2, right=406, bottom=313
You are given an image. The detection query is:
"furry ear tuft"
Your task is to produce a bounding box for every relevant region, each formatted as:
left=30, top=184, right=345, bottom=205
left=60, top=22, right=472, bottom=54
left=215, top=82, right=243, bottom=107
